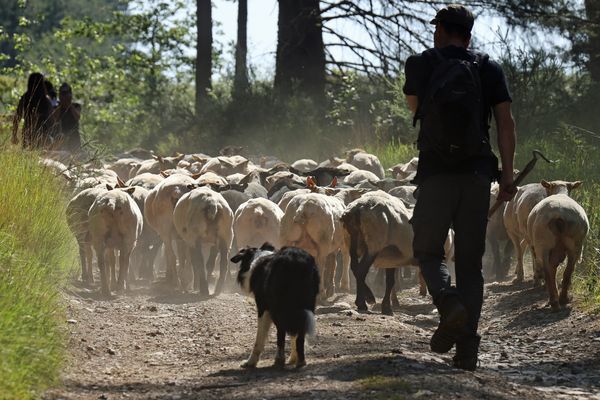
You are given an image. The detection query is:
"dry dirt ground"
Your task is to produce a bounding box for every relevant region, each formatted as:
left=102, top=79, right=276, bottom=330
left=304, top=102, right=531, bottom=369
left=45, top=273, right=600, bottom=400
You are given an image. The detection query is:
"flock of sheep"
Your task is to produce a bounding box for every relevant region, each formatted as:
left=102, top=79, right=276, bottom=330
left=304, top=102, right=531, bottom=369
left=39, top=146, right=589, bottom=314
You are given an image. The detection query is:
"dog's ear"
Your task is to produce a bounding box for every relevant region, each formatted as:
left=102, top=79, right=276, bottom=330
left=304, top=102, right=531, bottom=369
left=260, top=242, right=276, bottom=252
left=230, top=249, right=247, bottom=263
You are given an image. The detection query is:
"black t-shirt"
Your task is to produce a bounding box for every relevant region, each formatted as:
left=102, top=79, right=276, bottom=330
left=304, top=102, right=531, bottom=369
left=57, top=103, right=81, bottom=151
left=403, top=45, right=512, bottom=183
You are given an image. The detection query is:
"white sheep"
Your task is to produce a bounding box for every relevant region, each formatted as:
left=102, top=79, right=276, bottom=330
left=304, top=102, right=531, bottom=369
left=88, top=188, right=143, bottom=296
left=291, top=159, right=318, bottom=173
left=234, top=198, right=283, bottom=249
left=503, top=183, right=547, bottom=283
left=144, top=174, right=196, bottom=288
left=527, top=180, right=587, bottom=311
left=280, top=192, right=347, bottom=299
left=66, top=186, right=108, bottom=284
left=342, top=191, right=415, bottom=314
left=342, top=170, right=381, bottom=186
left=173, top=186, right=234, bottom=296
left=345, top=149, right=385, bottom=179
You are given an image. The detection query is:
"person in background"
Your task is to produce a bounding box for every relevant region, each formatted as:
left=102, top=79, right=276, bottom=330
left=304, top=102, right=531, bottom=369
left=44, top=79, right=59, bottom=108
left=54, top=82, right=82, bottom=151
left=12, top=72, right=54, bottom=149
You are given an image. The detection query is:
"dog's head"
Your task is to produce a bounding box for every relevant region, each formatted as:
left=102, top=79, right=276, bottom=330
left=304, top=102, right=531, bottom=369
left=231, top=243, right=276, bottom=291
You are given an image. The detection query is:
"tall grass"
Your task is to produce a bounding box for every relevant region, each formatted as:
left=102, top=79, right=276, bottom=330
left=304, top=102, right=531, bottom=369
left=0, top=145, right=77, bottom=399
left=365, top=139, right=418, bottom=170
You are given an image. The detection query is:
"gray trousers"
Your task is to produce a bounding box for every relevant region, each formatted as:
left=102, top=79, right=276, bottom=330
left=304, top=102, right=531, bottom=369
left=411, top=172, right=491, bottom=334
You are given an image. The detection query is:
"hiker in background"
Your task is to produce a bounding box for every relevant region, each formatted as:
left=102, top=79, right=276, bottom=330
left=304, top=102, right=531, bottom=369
left=54, top=82, right=82, bottom=152
left=11, top=72, right=54, bottom=149
left=45, top=79, right=59, bottom=108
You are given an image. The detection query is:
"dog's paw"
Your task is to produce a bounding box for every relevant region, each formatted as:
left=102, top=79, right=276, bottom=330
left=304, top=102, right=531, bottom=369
left=241, top=359, right=257, bottom=369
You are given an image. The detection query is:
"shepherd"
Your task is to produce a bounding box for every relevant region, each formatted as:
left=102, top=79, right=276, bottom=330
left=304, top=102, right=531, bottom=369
left=403, top=4, right=517, bottom=370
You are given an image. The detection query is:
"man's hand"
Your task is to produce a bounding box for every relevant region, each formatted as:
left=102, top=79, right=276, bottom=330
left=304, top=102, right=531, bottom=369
left=498, top=170, right=517, bottom=202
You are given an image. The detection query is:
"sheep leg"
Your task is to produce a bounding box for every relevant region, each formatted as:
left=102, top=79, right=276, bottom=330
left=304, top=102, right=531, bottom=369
left=418, top=270, right=427, bottom=296
left=532, top=247, right=545, bottom=288
left=242, top=311, right=272, bottom=368
left=214, top=241, right=229, bottom=295
left=164, top=238, right=178, bottom=287
left=191, top=244, right=209, bottom=297
left=205, top=246, right=218, bottom=284
left=85, top=244, right=94, bottom=285
left=500, top=240, right=513, bottom=280
left=141, top=243, right=160, bottom=281
left=78, top=243, right=90, bottom=284
left=324, top=253, right=336, bottom=298
left=391, top=269, right=401, bottom=310
left=559, top=252, right=577, bottom=306
left=96, top=246, right=110, bottom=297
left=513, top=238, right=527, bottom=283
left=274, top=327, right=286, bottom=369
left=175, top=239, right=191, bottom=291
left=339, top=250, right=351, bottom=292
left=295, top=333, right=306, bottom=368
left=360, top=255, right=376, bottom=304
left=288, top=335, right=298, bottom=365
left=350, top=249, right=366, bottom=311
left=353, top=254, right=375, bottom=312
left=374, top=268, right=385, bottom=297
left=108, top=250, right=117, bottom=292
left=117, top=247, right=132, bottom=292
left=542, top=252, right=560, bottom=312
left=381, top=268, right=395, bottom=316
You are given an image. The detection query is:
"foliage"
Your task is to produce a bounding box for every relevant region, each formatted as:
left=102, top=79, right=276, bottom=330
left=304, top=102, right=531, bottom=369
left=0, top=143, right=77, bottom=399
left=1, top=0, right=196, bottom=151
left=0, top=0, right=127, bottom=68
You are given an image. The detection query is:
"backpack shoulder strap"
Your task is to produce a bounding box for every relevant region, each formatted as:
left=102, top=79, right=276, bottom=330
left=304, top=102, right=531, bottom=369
left=423, top=48, right=446, bottom=66
left=412, top=49, right=449, bottom=127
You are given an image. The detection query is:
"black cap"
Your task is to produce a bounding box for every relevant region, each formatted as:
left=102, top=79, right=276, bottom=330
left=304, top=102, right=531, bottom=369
left=430, top=4, right=475, bottom=31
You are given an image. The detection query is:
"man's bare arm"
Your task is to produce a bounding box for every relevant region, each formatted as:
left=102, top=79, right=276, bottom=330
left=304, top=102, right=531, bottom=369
left=493, top=101, right=516, bottom=201
left=406, top=95, right=418, bottom=114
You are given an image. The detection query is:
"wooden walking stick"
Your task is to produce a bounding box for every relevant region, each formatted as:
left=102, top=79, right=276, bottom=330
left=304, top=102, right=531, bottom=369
left=488, top=150, right=556, bottom=218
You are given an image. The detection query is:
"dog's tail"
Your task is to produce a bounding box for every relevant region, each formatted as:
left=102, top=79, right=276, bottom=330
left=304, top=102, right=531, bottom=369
left=305, top=310, right=316, bottom=338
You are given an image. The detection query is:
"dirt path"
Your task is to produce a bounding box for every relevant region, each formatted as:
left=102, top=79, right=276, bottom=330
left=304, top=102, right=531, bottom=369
left=45, top=278, right=600, bottom=400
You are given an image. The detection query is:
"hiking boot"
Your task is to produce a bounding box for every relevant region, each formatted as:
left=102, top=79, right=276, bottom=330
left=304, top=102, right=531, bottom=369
left=452, top=334, right=481, bottom=371
left=430, top=293, right=468, bottom=353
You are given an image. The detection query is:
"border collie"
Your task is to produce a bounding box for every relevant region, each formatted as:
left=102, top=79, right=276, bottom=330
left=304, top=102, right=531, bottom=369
left=230, top=243, right=320, bottom=368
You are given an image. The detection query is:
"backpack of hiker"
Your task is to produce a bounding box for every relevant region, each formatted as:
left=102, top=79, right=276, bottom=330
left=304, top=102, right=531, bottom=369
left=413, top=49, right=490, bottom=165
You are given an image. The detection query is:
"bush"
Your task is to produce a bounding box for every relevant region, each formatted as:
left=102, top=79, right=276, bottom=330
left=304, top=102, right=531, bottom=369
left=0, top=145, right=77, bottom=399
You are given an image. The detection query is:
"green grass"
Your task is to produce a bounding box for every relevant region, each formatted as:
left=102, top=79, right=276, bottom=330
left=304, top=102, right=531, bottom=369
left=365, top=139, right=418, bottom=170
left=357, top=375, right=412, bottom=399
left=0, top=145, right=77, bottom=399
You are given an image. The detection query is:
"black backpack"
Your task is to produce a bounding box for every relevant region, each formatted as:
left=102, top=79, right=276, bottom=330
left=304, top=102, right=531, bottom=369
left=413, top=49, right=489, bottom=165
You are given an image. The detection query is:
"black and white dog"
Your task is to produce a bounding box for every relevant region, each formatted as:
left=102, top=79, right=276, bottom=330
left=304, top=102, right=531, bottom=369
left=230, top=243, right=320, bottom=368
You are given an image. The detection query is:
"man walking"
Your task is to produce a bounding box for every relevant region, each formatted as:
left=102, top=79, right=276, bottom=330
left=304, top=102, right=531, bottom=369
left=403, top=4, right=516, bottom=370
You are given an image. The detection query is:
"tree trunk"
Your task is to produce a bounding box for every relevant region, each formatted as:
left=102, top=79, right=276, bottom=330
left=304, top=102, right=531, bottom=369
left=274, top=0, right=326, bottom=100
left=585, top=0, right=600, bottom=82
left=233, top=0, right=249, bottom=100
left=196, top=0, right=212, bottom=115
